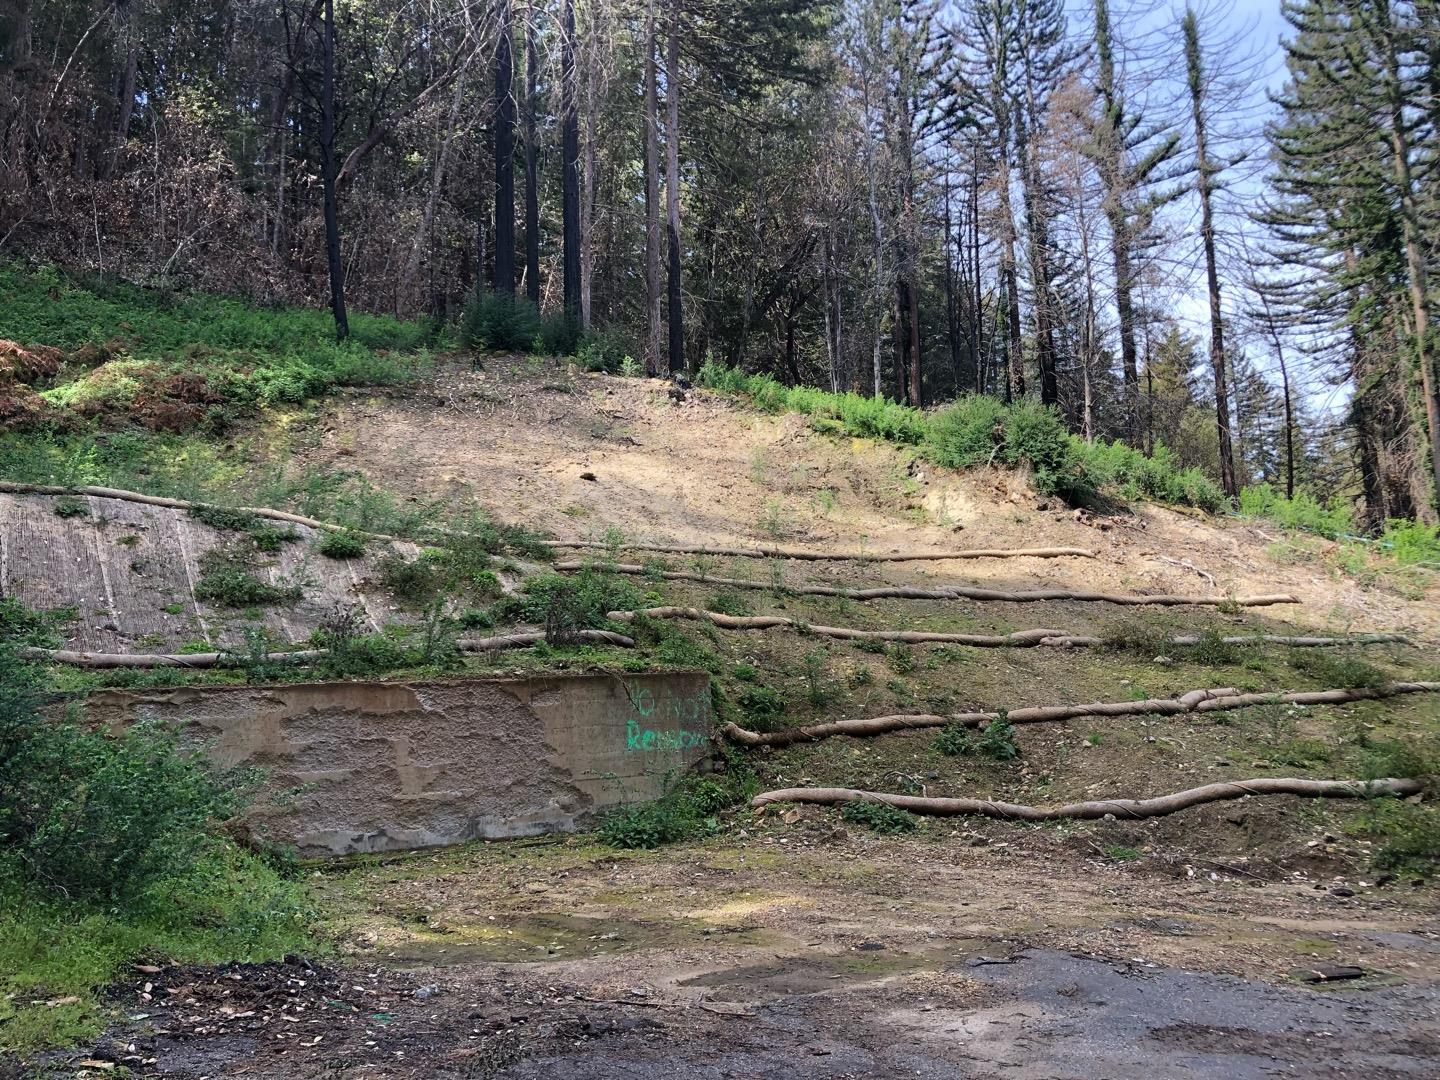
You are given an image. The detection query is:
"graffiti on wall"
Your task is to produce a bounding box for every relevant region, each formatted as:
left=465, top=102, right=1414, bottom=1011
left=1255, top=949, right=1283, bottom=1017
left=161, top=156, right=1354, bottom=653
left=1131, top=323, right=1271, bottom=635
left=623, top=683, right=711, bottom=753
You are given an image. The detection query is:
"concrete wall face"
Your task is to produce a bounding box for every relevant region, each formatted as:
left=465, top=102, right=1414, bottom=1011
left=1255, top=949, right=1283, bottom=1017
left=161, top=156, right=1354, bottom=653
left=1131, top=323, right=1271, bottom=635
left=79, top=672, right=713, bottom=857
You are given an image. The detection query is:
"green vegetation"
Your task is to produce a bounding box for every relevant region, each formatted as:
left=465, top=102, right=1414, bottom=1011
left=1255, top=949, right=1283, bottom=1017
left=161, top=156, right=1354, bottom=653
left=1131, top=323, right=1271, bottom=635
left=1242, top=483, right=1440, bottom=573
left=52, top=494, right=86, bottom=518
left=0, top=608, right=313, bottom=1053
left=194, top=545, right=302, bottom=607
left=1286, top=649, right=1389, bottom=690
left=931, top=714, right=1020, bottom=761
left=1104, top=845, right=1140, bottom=862
left=1, top=263, right=435, bottom=422
left=495, top=566, right=642, bottom=643
left=318, top=529, right=367, bottom=559
left=696, top=359, right=1225, bottom=511
left=598, top=755, right=758, bottom=850
left=841, top=800, right=919, bottom=834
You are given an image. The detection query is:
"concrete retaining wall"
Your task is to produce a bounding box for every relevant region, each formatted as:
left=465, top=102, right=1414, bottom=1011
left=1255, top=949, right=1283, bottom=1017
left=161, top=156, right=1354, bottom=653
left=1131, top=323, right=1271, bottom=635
left=78, top=671, right=713, bottom=857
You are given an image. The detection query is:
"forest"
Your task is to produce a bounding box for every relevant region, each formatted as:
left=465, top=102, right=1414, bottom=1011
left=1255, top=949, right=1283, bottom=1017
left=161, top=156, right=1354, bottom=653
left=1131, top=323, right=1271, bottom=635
left=1, top=0, right=1437, bottom=521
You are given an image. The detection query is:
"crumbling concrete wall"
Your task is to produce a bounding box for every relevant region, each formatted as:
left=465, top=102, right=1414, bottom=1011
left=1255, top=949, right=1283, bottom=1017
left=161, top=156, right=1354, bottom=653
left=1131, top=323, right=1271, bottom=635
left=77, top=672, right=713, bottom=857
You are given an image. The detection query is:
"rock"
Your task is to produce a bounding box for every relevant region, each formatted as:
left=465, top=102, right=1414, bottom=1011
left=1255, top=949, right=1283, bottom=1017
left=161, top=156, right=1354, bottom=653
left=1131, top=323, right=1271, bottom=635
left=579, top=471, right=597, bottom=481
left=855, top=941, right=885, bottom=951
left=414, top=985, right=441, bottom=999
left=1294, top=964, right=1364, bottom=983
left=1330, top=886, right=1356, bottom=898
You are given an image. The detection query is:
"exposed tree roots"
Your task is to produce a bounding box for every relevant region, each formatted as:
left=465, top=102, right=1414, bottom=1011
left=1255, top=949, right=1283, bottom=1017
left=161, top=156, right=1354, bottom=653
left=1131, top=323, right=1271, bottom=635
left=750, top=777, right=1425, bottom=821
left=722, top=682, right=1440, bottom=748
left=611, top=606, right=1407, bottom=650
left=560, top=561, right=1299, bottom=607
left=18, top=629, right=634, bottom=669
left=543, top=539, right=1097, bottom=561
left=0, top=481, right=399, bottom=541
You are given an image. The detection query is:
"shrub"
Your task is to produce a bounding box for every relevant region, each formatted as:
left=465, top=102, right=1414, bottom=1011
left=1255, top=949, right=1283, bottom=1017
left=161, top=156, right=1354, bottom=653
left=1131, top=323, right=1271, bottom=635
left=53, top=494, right=87, bottom=518
left=1287, top=649, right=1389, bottom=690
left=841, top=800, right=918, bottom=834
left=926, top=396, right=1076, bottom=494
left=539, top=310, right=582, bottom=356
left=1239, top=483, right=1353, bottom=538
left=736, top=684, right=786, bottom=727
left=575, top=327, right=635, bottom=373
left=318, top=529, right=366, bottom=559
left=194, top=546, right=301, bottom=606
left=931, top=723, right=972, bottom=757
left=459, top=288, right=541, bottom=352
left=975, top=714, right=1021, bottom=760
left=502, top=567, right=641, bottom=643
left=598, top=757, right=756, bottom=849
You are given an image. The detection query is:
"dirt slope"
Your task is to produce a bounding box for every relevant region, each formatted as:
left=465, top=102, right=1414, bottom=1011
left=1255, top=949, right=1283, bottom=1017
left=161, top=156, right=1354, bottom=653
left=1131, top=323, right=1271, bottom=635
left=305, top=359, right=1439, bottom=641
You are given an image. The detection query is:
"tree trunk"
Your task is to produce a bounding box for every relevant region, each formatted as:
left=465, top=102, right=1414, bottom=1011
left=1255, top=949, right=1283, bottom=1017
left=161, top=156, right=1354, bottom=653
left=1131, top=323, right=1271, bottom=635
left=1184, top=10, right=1237, bottom=500
left=642, top=2, right=662, bottom=374
left=561, top=0, right=581, bottom=320
left=493, top=0, right=517, bottom=296
left=523, top=7, right=540, bottom=306
left=663, top=0, right=683, bottom=374
left=1378, top=3, right=1439, bottom=512
left=320, top=0, right=349, bottom=340
left=104, top=38, right=139, bottom=180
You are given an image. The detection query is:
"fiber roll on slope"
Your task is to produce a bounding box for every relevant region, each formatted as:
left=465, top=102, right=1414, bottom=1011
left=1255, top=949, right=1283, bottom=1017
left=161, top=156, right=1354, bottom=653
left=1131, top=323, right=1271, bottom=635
left=543, top=539, right=1097, bottom=561
left=610, top=607, right=1408, bottom=649
left=722, top=683, right=1440, bottom=748
left=560, top=561, right=1299, bottom=607
left=750, top=778, right=1425, bottom=821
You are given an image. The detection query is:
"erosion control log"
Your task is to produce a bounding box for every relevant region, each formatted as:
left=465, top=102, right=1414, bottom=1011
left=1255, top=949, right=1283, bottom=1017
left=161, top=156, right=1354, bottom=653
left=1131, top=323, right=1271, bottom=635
left=19, top=629, right=635, bottom=669
left=610, top=607, right=1407, bottom=650
left=750, top=777, right=1425, bottom=821
left=722, top=682, right=1440, bottom=748
left=561, top=562, right=1298, bottom=608
left=544, top=540, right=1097, bottom=561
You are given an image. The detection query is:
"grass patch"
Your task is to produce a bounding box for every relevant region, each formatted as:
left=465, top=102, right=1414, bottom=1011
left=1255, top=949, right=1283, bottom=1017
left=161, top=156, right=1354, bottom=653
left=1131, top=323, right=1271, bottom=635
left=0, top=625, right=315, bottom=1053
left=696, top=358, right=1225, bottom=511
left=841, top=800, right=919, bottom=835
left=317, top=529, right=367, bottom=559
left=194, top=546, right=302, bottom=607
left=598, top=755, right=758, bottom=850
left=1286, top=650, right=1389, bottom=690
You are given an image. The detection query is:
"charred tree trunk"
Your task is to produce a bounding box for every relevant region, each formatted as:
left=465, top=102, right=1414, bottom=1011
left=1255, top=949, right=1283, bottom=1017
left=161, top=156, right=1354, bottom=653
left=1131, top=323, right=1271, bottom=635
left=663, top=0, right=683, bottom=374
left=493, top=0, right=517, bottom=296
left=319, top=0, right=349, bottom=340
left=523, top=8, right=540, bottom=305
left=561, top=0, right=581, bottom=320
left=642, top=2, right=662, bottom=375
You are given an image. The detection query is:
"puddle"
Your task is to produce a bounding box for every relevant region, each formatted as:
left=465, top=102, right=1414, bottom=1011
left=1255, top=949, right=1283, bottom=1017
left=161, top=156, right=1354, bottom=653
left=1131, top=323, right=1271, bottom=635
left=678, top=940, right=990, bottom=1002
left=380, top=911, right=772, bottom=967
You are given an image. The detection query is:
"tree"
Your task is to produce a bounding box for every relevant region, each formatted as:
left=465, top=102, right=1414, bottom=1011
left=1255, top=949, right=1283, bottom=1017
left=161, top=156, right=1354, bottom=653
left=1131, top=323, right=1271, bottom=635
left=494, top=0, right=517, bottom=295
left=643, top=0, right=663, bottom=373
left=1182, top=6, right=1237, bottom=500
left=562, top=0, right=582, bottom=321
left=320, top=0, right=349, bottom=339
left=1088, top=0, right=1183, bottom=441
left=523, top=3, right=540, bottom=305
left=664, top=0, right=684, bottom=374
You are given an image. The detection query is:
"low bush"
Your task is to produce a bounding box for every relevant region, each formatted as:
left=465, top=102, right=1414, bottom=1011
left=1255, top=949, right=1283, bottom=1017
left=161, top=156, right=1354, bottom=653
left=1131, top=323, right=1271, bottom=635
left=695, top=358, right=1225, bottom=511
left=841, top=800, right=918, bottom=834
left=575, top=327, right=635, bottom=373
left=1239, top=483, right=1353, bottom=538
left=598, top=755, right=757, bottom=849
left=498, top=567, right=641, bottom=643
left=318, top=529, right=367, bottom=559
left=459, top=288, right=542, bottom=352
left=194, top=546, right=302, bottom=606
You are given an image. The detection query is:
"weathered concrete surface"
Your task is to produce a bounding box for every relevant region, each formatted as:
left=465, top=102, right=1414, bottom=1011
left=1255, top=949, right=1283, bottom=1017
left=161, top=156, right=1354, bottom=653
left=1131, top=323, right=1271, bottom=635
left=78, top=672, right=713, bottom=856
left=0, top=491, right=417, bottom=652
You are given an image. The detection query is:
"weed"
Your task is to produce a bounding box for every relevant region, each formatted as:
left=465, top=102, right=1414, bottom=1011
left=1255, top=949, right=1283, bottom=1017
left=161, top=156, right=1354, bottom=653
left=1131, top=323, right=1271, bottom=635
left=459, top=288, right=542, bottom=352
left=1104, top=845, right=1140, bottom=862
left=848, top=666, right=874, bottom=688
left=500, top=567, right=641, bottom=644
left=757, top=498, right=795, bottom=541
left=736, top=685, right=786, bottom=729
left=885, top=642, right=917, bottom=674
left=802, top=649, right=834, bottom=707
left=931, top=723, right=973, bottom=757
left=976, top=714, right=1021, bottom=760
left=598, top=757, right=757, bottom=850
left=708, top=589, right=753, bottom=617
left=318, top=529, right=366, bottom=559
left=53, top=494, right=87, bottom=518
left=732, top=661, right=758, bottom=682
left=574, top=327, right=634, bottom=372
left=1287, top=649, right=1389, bottom=689
left=841, top=800, right=918, bottom=835
left=1355, top=801, right=1440, bottom=878
left=194, top=546, right=301, bottom=606
left=1267, top=738, right=1334, bottom=768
